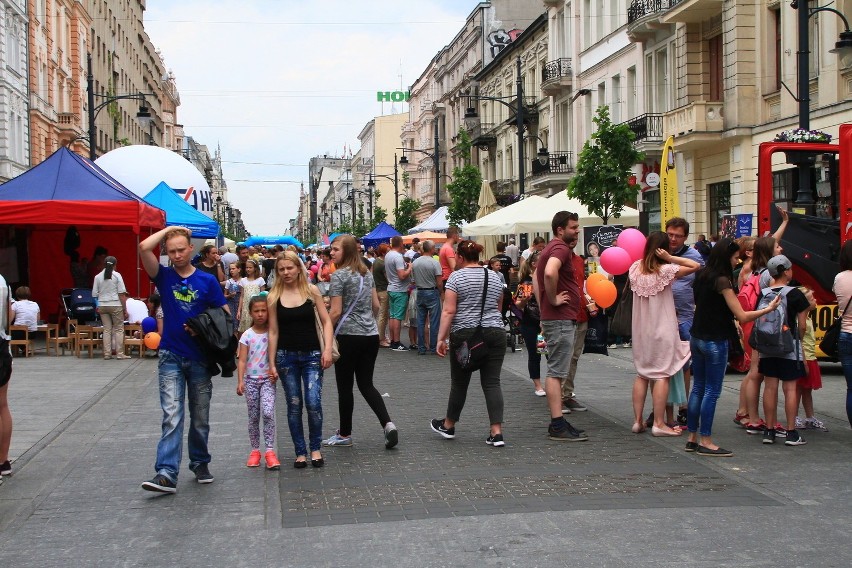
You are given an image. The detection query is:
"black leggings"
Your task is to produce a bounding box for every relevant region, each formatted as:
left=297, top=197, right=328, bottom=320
left=333, top=334, right=390, bottom=437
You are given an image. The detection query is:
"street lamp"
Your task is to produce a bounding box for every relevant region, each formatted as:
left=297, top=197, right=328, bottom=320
left=464, top=55, right=532, bottom=196
left=794, top=1, right=852, bottom=205
left=86, top=53, right=154, bottom=160
left=526, top=135, right=550, bottom=167
left=215, top=195, right=224, bottom=247
left=367, top=153, right=400, bottom=218
left=348, top=188, right=373, bottom=225
left=398, top=117, right=441, bottom=208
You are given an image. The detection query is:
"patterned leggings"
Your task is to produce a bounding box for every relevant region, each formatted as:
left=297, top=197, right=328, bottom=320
left=244, top=376, right=277, bottom=449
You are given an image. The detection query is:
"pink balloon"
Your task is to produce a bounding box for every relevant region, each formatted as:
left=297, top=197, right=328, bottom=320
left=599, top=246, right=632, bottom=275
left=616, top=228, right=647, bottom=261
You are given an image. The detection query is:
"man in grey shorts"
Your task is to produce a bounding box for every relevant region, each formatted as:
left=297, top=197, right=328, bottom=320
left=535, top=211, right=588, bottom=441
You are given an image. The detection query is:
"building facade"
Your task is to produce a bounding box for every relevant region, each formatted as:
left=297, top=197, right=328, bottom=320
left=0, top=0, right=29, bottom=181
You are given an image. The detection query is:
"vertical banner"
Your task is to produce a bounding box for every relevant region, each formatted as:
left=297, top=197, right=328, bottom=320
left=660, top=135, right=680, bottom=230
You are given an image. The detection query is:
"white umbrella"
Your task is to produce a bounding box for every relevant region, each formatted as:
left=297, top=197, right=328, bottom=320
left=474, top=181, right=501, bottom=261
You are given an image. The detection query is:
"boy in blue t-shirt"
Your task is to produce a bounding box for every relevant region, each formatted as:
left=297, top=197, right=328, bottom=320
left=138, top=226, right=228, bottom=495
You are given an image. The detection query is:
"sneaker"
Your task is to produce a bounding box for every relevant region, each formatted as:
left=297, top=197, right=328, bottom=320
left=548, top=420, right=588, bottom=442
left=141, top=474, right=177, bottom=494
left=0, top=460, right=11, bottom=476
left=486, top=433, right=505, bottom=447
left=390, top=343, right=408, bottom=352
left=563, top=397, right=587, bottom=412
left=784, top=429, right=807, bottom=446
left=762, top=429, right=776, bottom=444
left=774, top=424, right=787, bottom=438
left=103, top=355, right=112, bottom=360
left=322, top=431, right=353, bottom=446
left=621, top=342, right=632, bottom=348
left=795, top=416, right=806, bottom=429
left=534, top=388, right=546, bottom=397
left=384, top=422, right=399, bottom=449
left=745, top=420, right=766, bottom=435
left=430, top=418, right=455, bottom=439
left=560, top=400, right=572, bottom=414
left=804, top=417, right=829, bottom=431
left=246, top=449, right=262, bottom=468
left=409, top=344, right=418, bottom=351
left=264, top=450, right=281, bottom=470
left=607, top=343, right=618, bottom=349
left=193, top=464, right=214, bottom=484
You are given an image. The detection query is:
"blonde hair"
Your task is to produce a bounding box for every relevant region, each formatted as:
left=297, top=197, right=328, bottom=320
left=164, top=227, right=191, bottom=245
left=267, top=251, right=311, bottom=306
left=332, top=234, right=367, bottom=276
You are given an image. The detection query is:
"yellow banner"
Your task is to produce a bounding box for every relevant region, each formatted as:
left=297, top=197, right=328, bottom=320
left=660, top=135, right=680, bottom=230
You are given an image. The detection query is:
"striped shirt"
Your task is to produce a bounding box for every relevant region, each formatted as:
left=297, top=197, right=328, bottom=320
left=445, top=267, right=504, bottom=332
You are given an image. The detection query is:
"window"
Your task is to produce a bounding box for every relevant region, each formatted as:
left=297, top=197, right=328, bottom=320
left=772, top=7, right=782, bottom=91
left=708, top=181, right=731, bottom=235
left=627, top=66, right=636, bottom=119
left=611, top=75, right=621, bottom=123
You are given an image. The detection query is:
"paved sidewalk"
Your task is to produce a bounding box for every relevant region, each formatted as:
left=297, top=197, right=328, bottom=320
left=0, top=345, right=850, bottom=567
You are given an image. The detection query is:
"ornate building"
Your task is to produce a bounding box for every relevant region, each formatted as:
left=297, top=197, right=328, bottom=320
left=0, top=0, right=29, bottom=181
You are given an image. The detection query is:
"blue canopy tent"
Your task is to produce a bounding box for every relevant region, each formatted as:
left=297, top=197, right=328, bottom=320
left=142, top=182, right=219, bottom=238
left=361, top=221, right=401, bottom=249
left=244, top=235, right=305, bottom=248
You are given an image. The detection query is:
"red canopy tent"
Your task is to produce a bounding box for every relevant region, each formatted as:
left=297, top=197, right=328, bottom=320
left=0, top=147, right=165, bottom=321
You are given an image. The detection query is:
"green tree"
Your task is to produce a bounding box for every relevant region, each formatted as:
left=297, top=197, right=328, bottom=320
left=372, top=205, right=388, bottom=226
left=353, top=203, right=369, bottom=237
left=567, top=105, right=644, bottom=224
left=335, top=221, right=352, bottom=235
left=394, top=197, right=421, bottom=234
left=446, top=128, right=483, bottom=226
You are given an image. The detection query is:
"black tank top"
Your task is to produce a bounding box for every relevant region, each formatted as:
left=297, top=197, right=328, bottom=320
left=276, top=299, right=321, bottom=352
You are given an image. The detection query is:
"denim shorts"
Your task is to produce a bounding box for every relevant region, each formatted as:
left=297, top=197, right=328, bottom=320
left=541, top=319, right=576, bottom=378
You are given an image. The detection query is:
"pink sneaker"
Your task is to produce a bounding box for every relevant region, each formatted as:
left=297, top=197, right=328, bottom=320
left=264, top=450, right=281, bottom=470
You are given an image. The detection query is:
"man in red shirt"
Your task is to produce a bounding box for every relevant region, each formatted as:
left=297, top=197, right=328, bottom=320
left=535, top=211, right=588, bottom=442
left=438, top=226, right=461, bottom=292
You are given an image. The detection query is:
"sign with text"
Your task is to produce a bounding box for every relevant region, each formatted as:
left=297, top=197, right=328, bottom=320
left=583, top=225, right=623, bottom=256
left=720, top=214, right=753, bottom=239
left=377, top=91, right=411, bottom=102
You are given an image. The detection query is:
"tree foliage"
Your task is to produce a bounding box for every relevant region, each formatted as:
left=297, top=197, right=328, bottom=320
left=394, top=197, right=421, bottom=234
left=446, top=128, right=483, bottom=227
left=352, top=203, right=369, bottom=237
left=372, top=205, right=388, bottom=226
left=567, top=105, right=644, bottom=224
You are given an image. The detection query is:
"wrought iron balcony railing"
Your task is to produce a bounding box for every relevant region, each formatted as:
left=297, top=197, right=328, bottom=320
left=542, top=58, right=572, bottom=83
left=624, top=113, right=664, bottom=143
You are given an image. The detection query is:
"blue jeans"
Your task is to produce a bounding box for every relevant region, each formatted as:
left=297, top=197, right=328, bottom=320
left=838, top=332, right=852, bottom=428
left=686, top=338, right=728, bottom=437
left=154, top=350, right=213, bottom=482
left=276, top=349, right=323, bottom=456
left=416, top=289, right=441, bottom=353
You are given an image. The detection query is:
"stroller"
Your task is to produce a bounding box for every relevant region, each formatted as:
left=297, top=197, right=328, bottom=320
left=502, top=288, right=522, bottom=353
left=60, top=288, right=99, bottom=325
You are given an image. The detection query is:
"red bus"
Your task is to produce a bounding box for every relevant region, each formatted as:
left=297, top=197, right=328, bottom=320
left=757, top=124, right=852, bottom=355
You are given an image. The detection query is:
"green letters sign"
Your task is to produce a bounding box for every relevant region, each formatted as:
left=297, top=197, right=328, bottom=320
left=377, top=91, right=411, bottom=102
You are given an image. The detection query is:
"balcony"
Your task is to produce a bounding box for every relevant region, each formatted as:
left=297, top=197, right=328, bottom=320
left=529, top=151, right=575, bottom=192
left=57, top=112, right=80, bottom=132
left=468, top=122, right=497, bottom=147
left=508, top=96, right=539, bottom=125
left=626, top=0, right=675, bottom=41
left=623, top=113, right=664, bottom=153
left=660, top=0, right=723, bottom=24
left=541, top=58, right=572, bottom=96
left=29, top=93, right=57, bottom=122
left=663, top=101, right=724, bottom=150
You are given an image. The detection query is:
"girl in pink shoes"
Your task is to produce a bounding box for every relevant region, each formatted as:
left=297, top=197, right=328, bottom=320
left=237, top=296, right=280, bottom=470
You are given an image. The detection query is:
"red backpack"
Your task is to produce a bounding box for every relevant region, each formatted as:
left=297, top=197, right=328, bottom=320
left=729, top=270, right=765, bottom=373
left=737, top=269, right=765, bottom=311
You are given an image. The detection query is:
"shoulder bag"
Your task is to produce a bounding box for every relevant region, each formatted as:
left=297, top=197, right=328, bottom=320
left=455, top=268, right=490, bottom=372
left=819, top=295, right=852, bottom=358
left=609, top=279, right=633, bottom=338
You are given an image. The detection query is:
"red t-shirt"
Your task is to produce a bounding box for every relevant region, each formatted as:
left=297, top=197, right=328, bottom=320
left=535, top=238, right=582, bottom=321
left=439, top=242, right=455, bottom=281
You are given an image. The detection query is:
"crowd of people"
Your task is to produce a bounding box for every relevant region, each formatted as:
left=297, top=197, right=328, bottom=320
left=3, top=205, right=852, bottom=491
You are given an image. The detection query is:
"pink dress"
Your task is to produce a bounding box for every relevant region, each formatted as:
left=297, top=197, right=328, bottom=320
left=628, top=261, right=690, bottom=380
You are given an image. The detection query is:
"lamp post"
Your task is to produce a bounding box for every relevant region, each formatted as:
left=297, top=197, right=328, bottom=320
left=215, top=195, right=223, bottom=247
left=86, top=53, right=154, bottom=160
left=465, top=56, right=532, bottom=196
left=398, top=117, right=441, bottom=208
left=367, top=153, right=398, bottom=219
left=794, top=1, right=852, bottom=205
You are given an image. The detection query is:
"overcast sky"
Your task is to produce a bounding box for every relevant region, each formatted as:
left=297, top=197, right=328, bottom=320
left=144, top=0, right=476, bottom=236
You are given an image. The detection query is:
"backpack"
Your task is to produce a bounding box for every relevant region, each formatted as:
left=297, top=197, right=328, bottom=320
left=748, top=286, right=797, bottom=358
left=737, top=269, right=765, bottom=311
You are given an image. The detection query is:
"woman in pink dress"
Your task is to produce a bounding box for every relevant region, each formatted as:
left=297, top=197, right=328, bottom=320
left=629, top=231, right=700, bottom=436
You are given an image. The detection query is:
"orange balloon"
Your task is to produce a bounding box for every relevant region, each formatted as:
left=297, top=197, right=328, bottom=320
left=588, top=279, right=618, bottom=308
left=144, top=332, right=161, bottom=350
left=586, top=272, right=607, bottom=288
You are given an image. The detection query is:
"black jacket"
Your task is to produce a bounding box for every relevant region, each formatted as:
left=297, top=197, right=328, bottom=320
left=186, top=307, right=237, bottom=377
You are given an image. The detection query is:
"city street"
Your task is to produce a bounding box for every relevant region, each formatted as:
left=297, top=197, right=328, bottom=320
left=0, top=342, right=850, bottom=567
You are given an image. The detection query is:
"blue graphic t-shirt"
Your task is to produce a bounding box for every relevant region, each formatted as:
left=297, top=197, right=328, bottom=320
left=154, top=266, right=227, bottom=361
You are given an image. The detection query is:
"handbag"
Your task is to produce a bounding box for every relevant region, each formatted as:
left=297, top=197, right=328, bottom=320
left=609, top=279, right=633, bottom=338
left=313, top=303, right=340, bottom=363
left=455, top=268, right=490, bottom=372
left=819, top=295, right=852, bottom=358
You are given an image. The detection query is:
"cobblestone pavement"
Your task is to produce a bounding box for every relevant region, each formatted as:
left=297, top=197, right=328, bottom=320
left=0, top=342, right=850, bottom=567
